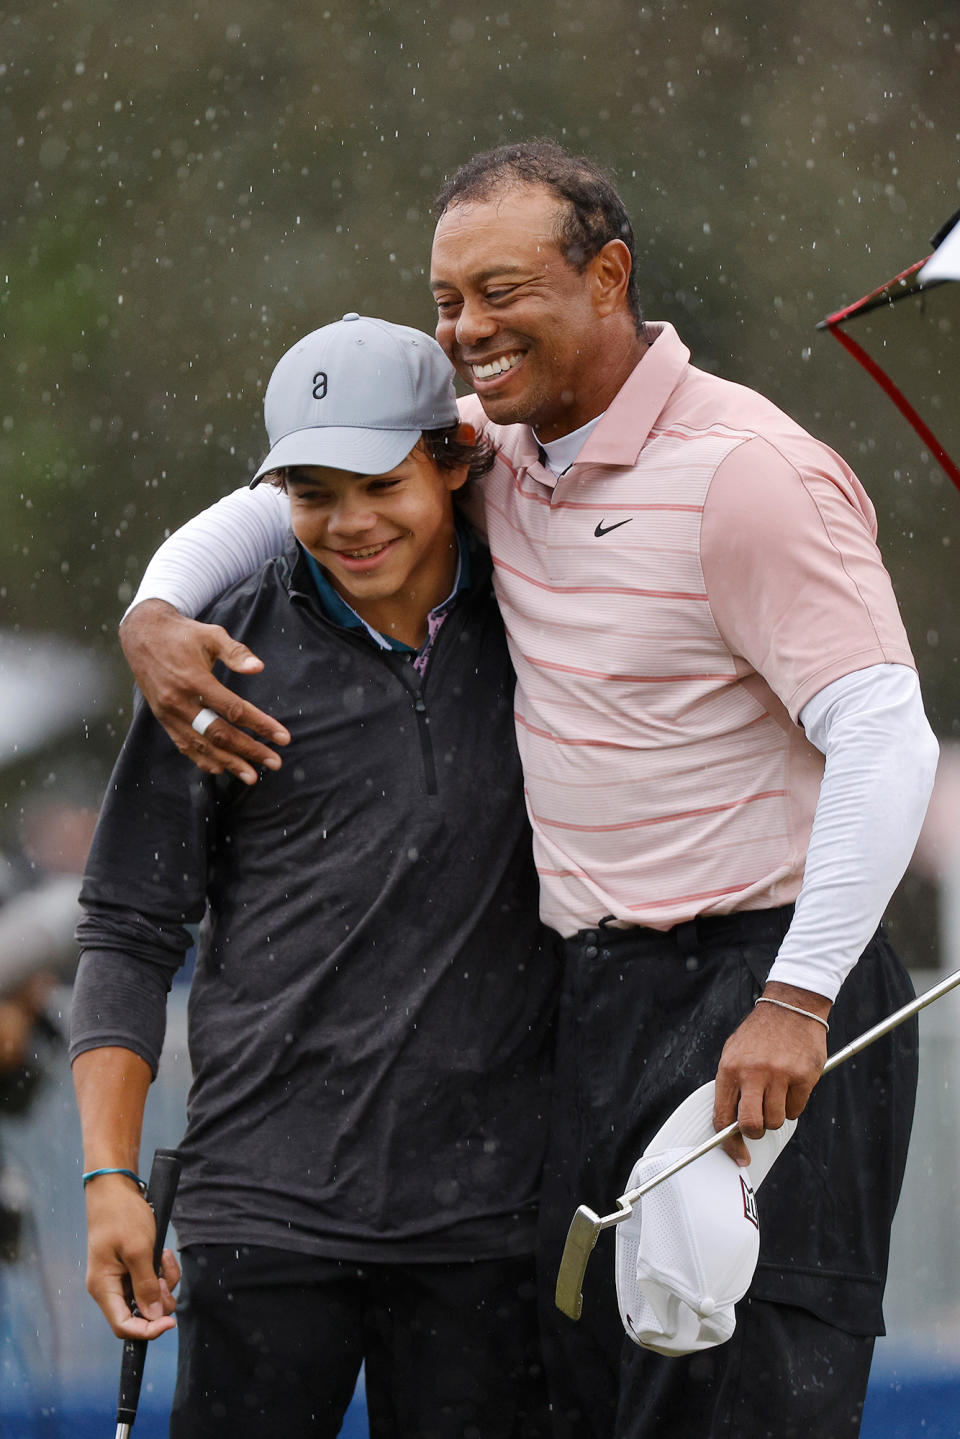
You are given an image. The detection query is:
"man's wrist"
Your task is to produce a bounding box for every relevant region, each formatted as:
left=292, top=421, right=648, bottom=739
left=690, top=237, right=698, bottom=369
left=119, top=596, right=183, bottom=631
left=761, top=979, right=832, bottom=1023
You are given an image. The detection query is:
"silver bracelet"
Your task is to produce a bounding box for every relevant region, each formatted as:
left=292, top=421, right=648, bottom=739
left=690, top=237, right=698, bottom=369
left=754, top=996, right=829, bottom=1032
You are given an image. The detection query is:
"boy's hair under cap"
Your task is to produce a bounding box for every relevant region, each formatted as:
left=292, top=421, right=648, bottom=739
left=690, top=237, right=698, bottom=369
left=250, top=313, right=460, bottom=487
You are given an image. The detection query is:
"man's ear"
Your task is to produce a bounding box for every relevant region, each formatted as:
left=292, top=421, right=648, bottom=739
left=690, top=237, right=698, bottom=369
left=591, top=239, right=632, bottom=317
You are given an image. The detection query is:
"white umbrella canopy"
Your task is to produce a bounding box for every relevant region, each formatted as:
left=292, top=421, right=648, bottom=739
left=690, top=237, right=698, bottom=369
left=0, top=629, right=110, bottom=768
left=819, top=211, right=960, bottom=494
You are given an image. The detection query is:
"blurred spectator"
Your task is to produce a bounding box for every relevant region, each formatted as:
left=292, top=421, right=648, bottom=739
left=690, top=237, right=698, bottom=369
left=1, top=974, right=57, bottom=1253
left=20, top=800, right=100, bottom=879
left=0, top=800, right=96, bottom=1431
left=0, top=798, right=97, bottom=995
left=0, top=876, right=86, bottom=1000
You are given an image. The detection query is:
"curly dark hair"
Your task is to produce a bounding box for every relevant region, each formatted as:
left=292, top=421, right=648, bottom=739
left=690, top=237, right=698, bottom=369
left=265, top=422, right=495, bottom=489
left=434, top=139, right=644, bottom=333
left=421, top=421, right=495, bottom=483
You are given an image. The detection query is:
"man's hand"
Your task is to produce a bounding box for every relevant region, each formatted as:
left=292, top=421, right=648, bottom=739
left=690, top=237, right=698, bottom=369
left=119, top=599, right=290, bottom=785
left=714, top=982, right=831, bottom=1165
left=85, top=1173, right=180, bottom=1340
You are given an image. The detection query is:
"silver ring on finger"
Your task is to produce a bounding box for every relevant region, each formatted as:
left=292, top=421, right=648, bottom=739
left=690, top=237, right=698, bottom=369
left=191, top=707, right=221, bottom=737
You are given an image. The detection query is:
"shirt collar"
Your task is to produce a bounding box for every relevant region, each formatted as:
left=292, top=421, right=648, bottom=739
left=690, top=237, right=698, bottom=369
left=578, top=322, right=690, bottom=466
left=515, top=322, right=691, bottom=475
left=300, top=520, right=471, bottom=654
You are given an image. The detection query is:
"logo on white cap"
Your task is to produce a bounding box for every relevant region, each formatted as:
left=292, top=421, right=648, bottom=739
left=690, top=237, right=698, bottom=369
left=740, top=1174, right=759, bottom=1230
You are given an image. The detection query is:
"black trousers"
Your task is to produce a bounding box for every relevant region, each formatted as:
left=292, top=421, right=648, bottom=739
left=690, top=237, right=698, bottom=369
left=537, top=909, right=918, bottom=1439
left=170, top=1245, right=550, bottom=1438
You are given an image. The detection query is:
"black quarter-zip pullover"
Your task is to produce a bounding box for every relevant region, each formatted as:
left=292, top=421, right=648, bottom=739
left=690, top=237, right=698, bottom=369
left=71, top=535, right=558, bottom=1261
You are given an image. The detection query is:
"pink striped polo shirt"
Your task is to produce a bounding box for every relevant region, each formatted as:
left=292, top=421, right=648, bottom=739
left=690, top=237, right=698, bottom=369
left=460, top=322, right=915, bottom=938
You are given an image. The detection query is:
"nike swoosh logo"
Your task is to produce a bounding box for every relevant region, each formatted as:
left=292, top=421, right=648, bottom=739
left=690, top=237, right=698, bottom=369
left=594, top=518, right=633, bottom=537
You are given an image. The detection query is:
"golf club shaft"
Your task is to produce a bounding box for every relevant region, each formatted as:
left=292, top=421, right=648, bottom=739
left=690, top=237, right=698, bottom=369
left=821, top=963, right=960, bottom=1072
left=556, top=964, right=960, bottom=1319
left=621, top=964, right=960, bottom=1212
left=614, top=963, right=960, bottom=1215
left=114, top=1147, right=181, bottom=1433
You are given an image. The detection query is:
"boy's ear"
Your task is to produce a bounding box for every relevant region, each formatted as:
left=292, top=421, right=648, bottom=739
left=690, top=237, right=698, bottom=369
left=444, top=422, right=477, bottom=493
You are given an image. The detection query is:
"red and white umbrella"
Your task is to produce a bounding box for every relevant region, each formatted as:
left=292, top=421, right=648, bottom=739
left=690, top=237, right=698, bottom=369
left=819, top=211, right=960, bottom=493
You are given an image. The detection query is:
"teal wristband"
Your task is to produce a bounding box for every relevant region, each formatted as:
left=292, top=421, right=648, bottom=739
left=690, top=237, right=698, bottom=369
left=82, top=1167, right=148, bottom=1197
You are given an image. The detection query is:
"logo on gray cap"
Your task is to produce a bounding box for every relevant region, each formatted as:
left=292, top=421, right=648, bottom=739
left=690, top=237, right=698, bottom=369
left=250, top=313, right=459, bottom=486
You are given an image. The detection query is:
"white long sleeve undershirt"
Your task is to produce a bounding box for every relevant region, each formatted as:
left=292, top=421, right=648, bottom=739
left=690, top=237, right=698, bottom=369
left=129, top=483, right=289, bottom=617
left=770, top=663, right=938, bottom=1000
left=128, top=485, right=939, bottom=1000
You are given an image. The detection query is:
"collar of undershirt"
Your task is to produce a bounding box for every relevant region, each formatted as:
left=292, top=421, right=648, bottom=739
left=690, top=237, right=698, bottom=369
left=535, top=413, right=605, bottom=477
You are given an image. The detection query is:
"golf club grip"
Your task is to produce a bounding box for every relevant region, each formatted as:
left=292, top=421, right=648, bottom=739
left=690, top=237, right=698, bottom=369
left=115, top=1148, right=182, bottom=1428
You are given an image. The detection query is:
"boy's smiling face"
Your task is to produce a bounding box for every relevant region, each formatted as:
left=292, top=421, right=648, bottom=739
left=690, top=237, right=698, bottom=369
left=285, top=441, right=468, bottom=647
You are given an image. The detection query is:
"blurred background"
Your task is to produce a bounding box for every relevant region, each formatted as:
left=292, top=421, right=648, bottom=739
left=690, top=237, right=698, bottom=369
left=1, top=0, right=957, bottom=1433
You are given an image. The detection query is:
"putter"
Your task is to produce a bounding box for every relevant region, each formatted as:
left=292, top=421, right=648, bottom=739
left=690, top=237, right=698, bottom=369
left=555, top=965, right=960, bottom=1320
left=115, top=1147, right=182, bottom=1439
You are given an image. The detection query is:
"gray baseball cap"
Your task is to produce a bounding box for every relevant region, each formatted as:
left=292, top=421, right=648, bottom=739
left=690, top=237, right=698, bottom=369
left=249, top=313, right=460, bottom=487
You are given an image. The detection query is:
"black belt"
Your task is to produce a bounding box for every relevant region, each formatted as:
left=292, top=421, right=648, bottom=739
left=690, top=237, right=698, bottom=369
left=573, top=904, right=796, bottom=960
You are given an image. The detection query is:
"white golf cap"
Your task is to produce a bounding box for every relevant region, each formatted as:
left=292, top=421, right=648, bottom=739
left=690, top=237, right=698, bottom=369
left=249, top=313, right=460, bottom=486
left=615, top=1081, right=796, bottom=1356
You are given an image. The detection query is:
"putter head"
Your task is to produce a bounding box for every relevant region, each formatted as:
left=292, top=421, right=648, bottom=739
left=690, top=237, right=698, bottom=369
left=555, top=1205, right=603, bottom=1320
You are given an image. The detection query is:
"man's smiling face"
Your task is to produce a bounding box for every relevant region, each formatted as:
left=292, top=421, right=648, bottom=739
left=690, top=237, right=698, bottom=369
left=430, top=185, right=622, bottom=442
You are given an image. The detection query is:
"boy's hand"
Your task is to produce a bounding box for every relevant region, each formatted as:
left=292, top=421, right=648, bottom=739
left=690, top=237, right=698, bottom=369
left=119, top=600, right=291, bottom=785
left=85, top=1174, right=180, bottom=1340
